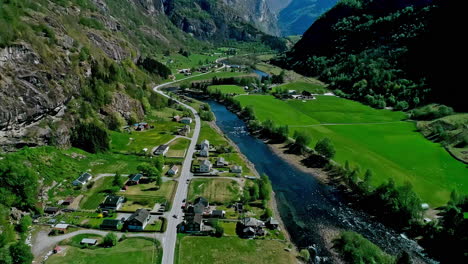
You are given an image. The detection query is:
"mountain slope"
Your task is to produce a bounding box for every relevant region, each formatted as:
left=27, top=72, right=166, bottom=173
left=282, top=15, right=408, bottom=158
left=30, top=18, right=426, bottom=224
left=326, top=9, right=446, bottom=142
left=277, top=0, right=338, bottom=36
left=0, top=0, right=197, bottom=150
left=275, top=0, right=465, bottom=111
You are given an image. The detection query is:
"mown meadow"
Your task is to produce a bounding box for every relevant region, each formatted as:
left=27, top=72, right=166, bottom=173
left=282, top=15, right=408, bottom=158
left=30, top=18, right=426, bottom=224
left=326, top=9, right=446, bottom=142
left=236, top=95, right=467, bottom=206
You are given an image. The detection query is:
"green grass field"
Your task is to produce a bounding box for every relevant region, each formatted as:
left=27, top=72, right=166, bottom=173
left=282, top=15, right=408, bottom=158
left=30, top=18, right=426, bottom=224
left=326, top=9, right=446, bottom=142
left=121, top=180, right=176, bottom=210
left=236, top=95, right=467, bottom=206
left=79, top=177, right=114, bottom=210
left=175, top=236, right=295, bottom=264
left=188, top=178, right=241, bottom=204
left=47, top=237, right=161, bottom=264
left=167, top=138, right=190, bottom=157
left=198, top=122, right=227, bottom=146
left=208, top=85, right=246, bottom=95
left=110, top=122, right=180, bottom=154
left=180, top=71, right=254, bottom=84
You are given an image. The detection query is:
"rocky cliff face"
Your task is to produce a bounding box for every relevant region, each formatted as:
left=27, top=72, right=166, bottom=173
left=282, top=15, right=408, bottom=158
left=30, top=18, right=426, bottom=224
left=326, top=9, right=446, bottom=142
left=0, top=0, right=192, bottom=151
left=222, top=0, right=279, bottom=35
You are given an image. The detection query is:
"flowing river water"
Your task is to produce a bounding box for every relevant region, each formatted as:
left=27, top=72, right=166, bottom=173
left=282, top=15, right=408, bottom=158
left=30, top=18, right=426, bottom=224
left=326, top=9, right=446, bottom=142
left=205, top=100, right=434, bottom=263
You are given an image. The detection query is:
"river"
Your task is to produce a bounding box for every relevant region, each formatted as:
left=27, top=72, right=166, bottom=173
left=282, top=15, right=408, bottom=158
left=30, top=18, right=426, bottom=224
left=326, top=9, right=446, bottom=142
left=206, top=100, right=434, bottom=263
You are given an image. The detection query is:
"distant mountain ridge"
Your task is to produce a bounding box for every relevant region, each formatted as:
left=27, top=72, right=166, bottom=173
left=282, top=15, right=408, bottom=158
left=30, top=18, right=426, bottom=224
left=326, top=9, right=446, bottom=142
left=275, top=0, right=465, bottom=111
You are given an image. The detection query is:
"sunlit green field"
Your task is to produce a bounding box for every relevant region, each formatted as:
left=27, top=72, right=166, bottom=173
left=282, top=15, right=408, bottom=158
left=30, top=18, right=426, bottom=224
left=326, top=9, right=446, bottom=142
left=47, top=238, right=160, bottom=264
left=236, top=95, right=467, bottom=206
left=176, top=236, right=295, bottom=264
left=208, top=85, right=246, bottom=94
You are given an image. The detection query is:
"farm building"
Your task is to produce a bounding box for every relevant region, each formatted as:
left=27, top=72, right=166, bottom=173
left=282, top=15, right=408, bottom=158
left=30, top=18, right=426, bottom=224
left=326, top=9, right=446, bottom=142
left=73, top=172, right=92, bottom=186
left=80, top=238, right=97, bottom=246
left=128, top=174, right=143, bottom=185
left=180, top=117, right=193, bottom=124
left=154, top=145, right=170, bottom=156
left=100, top=219, right=123, bottom=230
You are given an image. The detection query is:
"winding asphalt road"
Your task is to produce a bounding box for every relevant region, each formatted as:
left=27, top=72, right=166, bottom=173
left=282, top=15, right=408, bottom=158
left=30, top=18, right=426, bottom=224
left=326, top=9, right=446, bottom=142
left=152, top=64, right=226, bottom=264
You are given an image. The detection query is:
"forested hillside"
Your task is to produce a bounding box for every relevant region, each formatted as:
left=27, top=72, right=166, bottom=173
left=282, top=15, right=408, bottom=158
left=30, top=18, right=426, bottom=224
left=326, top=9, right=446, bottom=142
left=274, top=0, right=465, bottom=111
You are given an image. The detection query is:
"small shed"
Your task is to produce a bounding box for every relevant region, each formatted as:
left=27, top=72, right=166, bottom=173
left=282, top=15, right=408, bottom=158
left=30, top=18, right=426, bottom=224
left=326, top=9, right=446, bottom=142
left=44, top=207, right=60, bottom=215
left=168, top=165, right=179, bottom=176
left=53, top=223, right=69, bottom=233
left=80, top=238, right=98, bottom=245
left=128, top=174, right=143, bottom=185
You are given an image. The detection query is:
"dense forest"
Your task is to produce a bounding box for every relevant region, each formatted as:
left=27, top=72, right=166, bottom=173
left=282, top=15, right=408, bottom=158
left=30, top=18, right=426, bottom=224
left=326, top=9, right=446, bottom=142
left=274, top=0, right=465, bottom=111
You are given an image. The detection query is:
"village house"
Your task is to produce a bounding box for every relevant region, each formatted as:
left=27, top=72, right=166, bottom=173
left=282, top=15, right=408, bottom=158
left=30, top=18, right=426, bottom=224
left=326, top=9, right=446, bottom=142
left=72, top=172, right=92, bottom=186
left=128, top=174, right=143, bottom=185
left=180, top=117, right=193, bottom=124
left=80, top=238, right=97, bottom=246
left=53, top=224, right=69, bottom=234
left=178, top=125, right=191, bottom=136
left=100, top=195, right=125, bottom=210
left=61, top=197, right=74, bottom=206
left=168, top=165, right=179, bottom=176
left=199, top=159, right=212, bottom=173
left=44, top=207, right=60, bottom=215
left=134, top=122, right=149, bottom=131
left=172, top=115, right=181, bottom=122
left=211, top=210, right=225, bottom=218
left=124, top=209, right=151, bottom=231
left=216, top=157, right=229, bottom=167
left=201, top=139, right=210, bottom=149
left=231, top=165, right=243, bottom=174
left=181, top=197, right=210, bottom=233
left=199, top=145, right=210, bottom=157
left=100, top=219, right=123, bottom=230
left=238, top=217, right=265, bottom=238
left=266, top=217, right=279, bottom=229
left=154, top=144, right=170, bottom=156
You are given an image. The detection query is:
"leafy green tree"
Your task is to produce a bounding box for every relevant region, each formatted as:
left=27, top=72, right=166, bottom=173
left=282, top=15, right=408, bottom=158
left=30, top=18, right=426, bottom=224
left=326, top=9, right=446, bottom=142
left=103, top=232, right=118, bottom=247
left=315, top=138, right=336, bottom=159
left=396, top=252, right=412, bottom=264
left=9, top=242, right=33, bottom=264
left=299, top=249, right=310, bottom=262
left=17, top=215, right=32, bottom=234
left=259, top=174, right=272, bottom=201
left=293, top=131, right=312, bottom=153
left=152, top=156, right=164, bottom=172
left=71, top=122, right=110, bottom=153
left=112, top=172, right=123, bottom=188
left=214, top=225, right=224, bottom=238
left=137, top=163, right=160, bottom=180
left=0, top=246, right=12, bottom=264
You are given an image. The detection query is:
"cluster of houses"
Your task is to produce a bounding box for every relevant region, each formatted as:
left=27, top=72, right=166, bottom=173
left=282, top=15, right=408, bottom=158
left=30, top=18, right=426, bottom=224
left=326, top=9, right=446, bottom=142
left=122, top=122, right=153, bottom=132
left=179, top=196, right=279, bottom=238
left=287, top=90, right=316, bottom=100
left=179, top=197, right=226, bottom=233
left=194, top=139, right=243, bottom=175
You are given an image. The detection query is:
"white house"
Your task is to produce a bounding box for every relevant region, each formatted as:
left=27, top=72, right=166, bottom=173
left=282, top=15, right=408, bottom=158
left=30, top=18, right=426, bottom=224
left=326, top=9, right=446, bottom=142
left=199, top=145, right=209, bottom=157
left=216, top=157, right=228, bottom=167
left=201, top=139, right=210, bottom=149
left=231, top=165, right=242, bottom=174
left=168, top=165, right=179, bottom=176
left=73, top=172, right=92, bottom=186
left=199, top=160, right=212, bottom=173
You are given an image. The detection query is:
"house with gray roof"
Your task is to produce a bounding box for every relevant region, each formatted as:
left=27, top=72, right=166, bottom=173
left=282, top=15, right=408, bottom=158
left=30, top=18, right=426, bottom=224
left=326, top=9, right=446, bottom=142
left=124, top=209, right=151, bottom=231
left=100, top=195, right=125, bottom=210
left=73, top=172, right=92, bottom=186
left=199, top=159, right=212, bottom=173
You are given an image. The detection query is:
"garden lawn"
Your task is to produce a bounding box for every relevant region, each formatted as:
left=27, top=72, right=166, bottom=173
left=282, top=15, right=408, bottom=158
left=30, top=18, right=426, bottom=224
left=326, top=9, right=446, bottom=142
left=218, top=153, right=252, bottom=175
left=110, top=122, right=180, bottom=153
left=188, top=178, right=240, bottom=204
left=176, top=236, right=295, bottom=264
left=208, top=85, right=246, bottom=95
left=236, top=95, right=467, bottom=206
left=121, top=180, right=176, bottom=210
left=47, top=238, right=161, bottom=264
left=79, top=177, right=114, bottom=210
left=167, top=138, right=190, bottom=157
left=198, top=122, right=227, bottom=146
